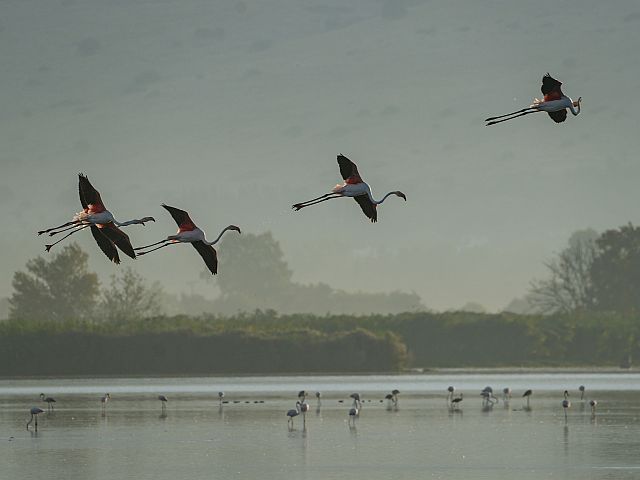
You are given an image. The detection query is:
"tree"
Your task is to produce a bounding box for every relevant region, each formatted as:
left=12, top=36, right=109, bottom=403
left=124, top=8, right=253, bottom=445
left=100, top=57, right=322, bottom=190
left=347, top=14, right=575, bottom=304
left=208, top=231, right=425, bottom=315
left=213, top=231, right=293, bottom=305
left=529, top=229, right=598, bottom=314
left=9, top=243, right=99, bottom=321
left=100, top=268, right=163, bottom=323
left=589, top=223, right=640, bottom=313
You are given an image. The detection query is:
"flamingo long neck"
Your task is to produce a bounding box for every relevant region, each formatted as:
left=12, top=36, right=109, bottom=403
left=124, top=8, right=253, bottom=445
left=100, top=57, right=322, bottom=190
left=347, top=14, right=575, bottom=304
left=115, top=218, right=145, bottom=227
left=366, top=190, right=397, bottom=205
left=569, top=101, right=580, bottom=116
left=205, top=226, right=235, bottom=246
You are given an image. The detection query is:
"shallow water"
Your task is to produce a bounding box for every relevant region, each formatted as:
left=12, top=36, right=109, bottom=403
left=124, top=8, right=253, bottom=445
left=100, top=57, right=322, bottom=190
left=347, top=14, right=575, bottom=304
left=2, top=373, right=639, bottom=480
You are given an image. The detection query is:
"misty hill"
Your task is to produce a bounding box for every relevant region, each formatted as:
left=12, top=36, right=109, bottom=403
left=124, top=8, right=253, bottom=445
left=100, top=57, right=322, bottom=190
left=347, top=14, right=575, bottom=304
left=2, top=0, right=640, bottom=310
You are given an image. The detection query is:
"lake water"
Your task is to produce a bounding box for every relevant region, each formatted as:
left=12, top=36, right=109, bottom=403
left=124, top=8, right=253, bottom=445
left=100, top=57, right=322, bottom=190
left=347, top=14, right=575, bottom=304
left=1, top=372, right=639, bottom=480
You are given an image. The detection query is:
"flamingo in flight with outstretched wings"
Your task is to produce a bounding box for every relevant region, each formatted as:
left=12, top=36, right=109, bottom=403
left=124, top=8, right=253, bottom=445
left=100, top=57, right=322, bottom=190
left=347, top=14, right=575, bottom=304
left=134, top=204, right=241, bottom=275
left=485, top=73, right=582, bottom=126
left=292, top=154, right=406, bottom=223
left=37, top=174, right=155, bottom=263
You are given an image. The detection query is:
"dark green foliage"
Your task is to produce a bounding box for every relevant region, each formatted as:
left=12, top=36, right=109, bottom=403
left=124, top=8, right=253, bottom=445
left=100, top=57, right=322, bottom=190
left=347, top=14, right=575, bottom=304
left=1, top=311, right=638, bottom=375
left=9, top=243, right=99, bottom=321
left=0, top=320, right=407, bottom=376
left=590, top=223, right=640, bottom=313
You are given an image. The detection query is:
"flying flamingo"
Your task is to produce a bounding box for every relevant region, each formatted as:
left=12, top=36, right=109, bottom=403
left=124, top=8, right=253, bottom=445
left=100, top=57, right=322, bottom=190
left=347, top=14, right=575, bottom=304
left=134, top=204, right=240, bottom=275
left=40, top=393, right=56, bottom=411
left=292, top=154, right=406, bottom=223
left=26, top=407, right=45, bottom=431
left=485, top=73, right=581, bottom=126
left=37, top=174, right=154, bottom=263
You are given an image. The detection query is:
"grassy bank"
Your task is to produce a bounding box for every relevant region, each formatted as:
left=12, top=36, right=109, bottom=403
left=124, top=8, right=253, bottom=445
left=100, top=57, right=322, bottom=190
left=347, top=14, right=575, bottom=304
left=1, top=311, right=638, bottom=376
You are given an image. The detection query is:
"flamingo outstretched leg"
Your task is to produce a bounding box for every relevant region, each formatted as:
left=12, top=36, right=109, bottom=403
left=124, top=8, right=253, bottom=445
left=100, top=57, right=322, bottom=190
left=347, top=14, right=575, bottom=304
left=292, top=194, right=341, bottom=210
left=486, top=110, right=539, bottom=126
left=137, top=242, right=177, bottom=256
left=45, top=225, right=90, bottom=252
left=38, top=220, right=81, bottom=236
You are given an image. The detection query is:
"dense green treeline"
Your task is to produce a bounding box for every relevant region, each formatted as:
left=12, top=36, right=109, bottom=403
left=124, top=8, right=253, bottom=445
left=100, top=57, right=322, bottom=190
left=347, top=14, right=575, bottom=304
left=1, top=311, right=638, bottom=376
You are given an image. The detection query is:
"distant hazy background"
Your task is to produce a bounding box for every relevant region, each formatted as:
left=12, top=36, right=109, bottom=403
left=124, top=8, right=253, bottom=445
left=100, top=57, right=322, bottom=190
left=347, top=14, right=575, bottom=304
left=2, top=0, right=639, bottom=313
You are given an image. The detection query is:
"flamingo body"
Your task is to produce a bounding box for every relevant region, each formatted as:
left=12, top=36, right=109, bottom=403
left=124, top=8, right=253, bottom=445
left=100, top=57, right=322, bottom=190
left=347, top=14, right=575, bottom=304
left=485, top=73, right=581, bottom=126
left=292, top=154, right=406, bottom=223
left=38, top=174, right=154, bottom=263
left=135, top=204, right=241, bottom=275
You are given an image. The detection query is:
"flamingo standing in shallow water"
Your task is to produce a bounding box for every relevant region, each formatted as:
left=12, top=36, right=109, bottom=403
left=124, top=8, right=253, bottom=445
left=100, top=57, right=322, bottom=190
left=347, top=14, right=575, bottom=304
left=134, top=204, right=241, bottom=275
left=101, top=393, right=111, bottom=411
left=37, top=174, right=154, bottom=263
left=348, top=396, right=361, bottom=426
left=447, top=386, right=455, bottom=403
left=502, top=387, right=512, bottom=402
left=292, top=154, right=406, bottom=223
left=485, top=73, right=581, bottom=126
left=40, top=393, right=56, bottom=411
left=451, top=393, right=463, bottom=409
left=562, top=390, right=571, bottom=421
left=158, top=395, right=168, bottom=411
left=27, top=407, right=45, bottom=431
left=287, top=401, right=302, bottom=429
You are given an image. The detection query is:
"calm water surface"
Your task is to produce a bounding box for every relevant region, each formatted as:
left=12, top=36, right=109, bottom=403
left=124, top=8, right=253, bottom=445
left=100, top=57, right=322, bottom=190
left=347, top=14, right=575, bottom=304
left=1, top=372, right=639, bottom=480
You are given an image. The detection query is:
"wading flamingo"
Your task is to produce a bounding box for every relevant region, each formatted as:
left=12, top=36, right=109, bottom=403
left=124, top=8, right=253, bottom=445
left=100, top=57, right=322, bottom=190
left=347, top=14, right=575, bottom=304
left=287, top=401, right=302, bottom=429
left=40, top=393, right=56, bottom=411
left=134, top=204, right=240, bottom=275
left=158, top=395, right=168, bottom=411
left=26, top=407, right=45, bottom=431
left=37, top=174, right=154, bottom=263
left=292, top=154, right=406, bottom=222
left=485, top=73, right=581, bottom=126
left=562, top=390, right=571, bottom=421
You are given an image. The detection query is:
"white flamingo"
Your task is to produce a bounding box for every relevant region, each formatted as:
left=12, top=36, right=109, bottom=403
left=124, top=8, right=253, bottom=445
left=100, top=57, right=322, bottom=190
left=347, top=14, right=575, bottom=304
left=292, top=154, right=406, bottom=222
left=134, top=204, right=241, bottom=274
left=485, top=73, right=581, bottom=126
left=101, top=393, right=111, bottom=411
left=348, top=396, right=361, bottom=426
left=38, top=174, right=154, bottom=263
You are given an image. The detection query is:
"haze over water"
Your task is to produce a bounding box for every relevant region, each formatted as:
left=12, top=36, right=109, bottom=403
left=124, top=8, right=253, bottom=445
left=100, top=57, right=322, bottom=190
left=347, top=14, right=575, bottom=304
left=2, top=373, right=639, bottom=479
left=2, top=0, right=640, bottom=311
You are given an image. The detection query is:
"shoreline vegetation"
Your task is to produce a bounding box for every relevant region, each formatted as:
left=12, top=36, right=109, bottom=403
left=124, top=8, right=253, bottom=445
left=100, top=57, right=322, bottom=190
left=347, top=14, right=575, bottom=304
left=1, top=311, right=638, bottom=377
